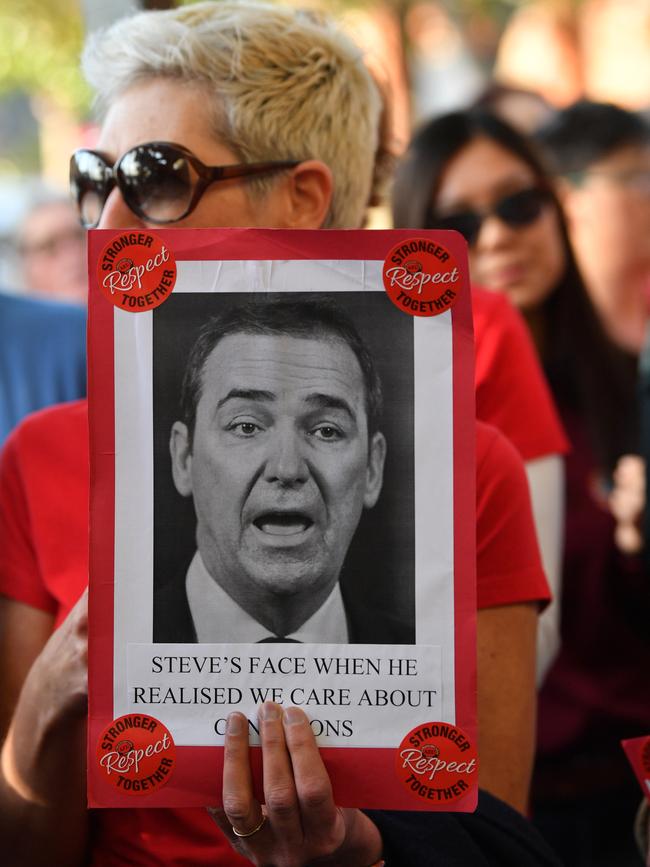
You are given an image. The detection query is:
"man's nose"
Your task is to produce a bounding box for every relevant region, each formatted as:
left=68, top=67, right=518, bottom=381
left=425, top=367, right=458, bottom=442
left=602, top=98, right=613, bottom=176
left=263, top=430, right=309, bottom=486
left=97, top=188, right=146, bottom=230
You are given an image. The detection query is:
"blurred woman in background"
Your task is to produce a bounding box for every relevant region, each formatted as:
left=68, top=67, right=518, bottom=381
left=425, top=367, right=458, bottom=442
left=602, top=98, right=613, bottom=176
left=393, top=109, right=647, bottom=867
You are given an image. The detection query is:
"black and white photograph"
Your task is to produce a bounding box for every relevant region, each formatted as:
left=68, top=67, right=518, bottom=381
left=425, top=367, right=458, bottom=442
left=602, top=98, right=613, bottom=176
left=152, top=291, right=416, bottom=647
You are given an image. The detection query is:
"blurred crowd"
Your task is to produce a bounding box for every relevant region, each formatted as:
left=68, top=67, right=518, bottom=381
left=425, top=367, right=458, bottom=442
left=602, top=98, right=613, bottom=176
left=0, top=2, right=649, bottom=866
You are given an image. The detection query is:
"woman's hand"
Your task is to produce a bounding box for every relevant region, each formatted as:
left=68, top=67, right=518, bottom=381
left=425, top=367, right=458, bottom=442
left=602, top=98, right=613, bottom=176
left=610, top=455, right=645, bottom=555
left=208, top=702, right=383, bottom=867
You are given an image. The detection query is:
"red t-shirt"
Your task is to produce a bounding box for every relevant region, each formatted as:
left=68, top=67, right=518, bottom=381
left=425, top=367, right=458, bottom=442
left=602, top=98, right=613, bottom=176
left=0, top=402, right=546, bottom=866
left=473, top=287, right=568, bottom=461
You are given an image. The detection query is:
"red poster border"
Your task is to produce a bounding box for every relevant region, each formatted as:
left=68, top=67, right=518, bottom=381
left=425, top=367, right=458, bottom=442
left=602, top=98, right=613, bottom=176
left=87, top=228, right=477, bottom=811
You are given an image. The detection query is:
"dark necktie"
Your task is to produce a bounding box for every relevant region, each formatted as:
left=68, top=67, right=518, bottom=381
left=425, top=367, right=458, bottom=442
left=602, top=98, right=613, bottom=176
left=258, top=636, right=301, bottom=643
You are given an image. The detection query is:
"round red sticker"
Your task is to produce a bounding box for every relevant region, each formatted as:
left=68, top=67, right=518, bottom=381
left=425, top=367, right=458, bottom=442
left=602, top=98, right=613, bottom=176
left=383, top=237, right=462, bottom=317
left=396, top=721, right=478, bottom=804
left=97, top=231, right=176, bottom=312
left=96, top=713, right=176, bottom=795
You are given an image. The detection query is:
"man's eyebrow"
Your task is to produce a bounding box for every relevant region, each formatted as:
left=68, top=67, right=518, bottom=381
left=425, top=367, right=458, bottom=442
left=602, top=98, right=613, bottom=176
left=216, top=388, right=276, bottom=410
left=304, top=393, right=357, bottom=421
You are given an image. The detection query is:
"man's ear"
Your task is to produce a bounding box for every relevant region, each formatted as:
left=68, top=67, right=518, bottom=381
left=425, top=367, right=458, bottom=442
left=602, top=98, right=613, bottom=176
left=284, top=160, right=333, bottom=229
left=170, top=421, right=193, bottom=497
left=363, top=431, right=387, bottom=509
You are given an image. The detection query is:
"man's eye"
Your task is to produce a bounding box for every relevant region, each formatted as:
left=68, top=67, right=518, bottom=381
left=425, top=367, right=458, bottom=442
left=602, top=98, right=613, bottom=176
left=228, top=421, right=261, bottom=437
left=311, top=424, right=343, bottom=441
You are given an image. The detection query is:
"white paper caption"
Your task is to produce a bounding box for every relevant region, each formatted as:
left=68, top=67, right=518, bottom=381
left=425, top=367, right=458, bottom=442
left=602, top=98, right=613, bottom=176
left=125, top=643, right=442, bottom=747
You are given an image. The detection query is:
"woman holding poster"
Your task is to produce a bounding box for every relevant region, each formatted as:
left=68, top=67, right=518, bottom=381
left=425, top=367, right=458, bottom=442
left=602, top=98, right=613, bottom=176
left=0, top=4, right=560, bottom=866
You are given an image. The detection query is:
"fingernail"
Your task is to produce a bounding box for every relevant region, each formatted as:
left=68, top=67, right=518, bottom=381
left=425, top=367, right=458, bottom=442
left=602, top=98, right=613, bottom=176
left=259, top=702, right=280, bottom=721
left=227, top=713, right=243, bottom=734
left=282, top=707, right=305, bottom=726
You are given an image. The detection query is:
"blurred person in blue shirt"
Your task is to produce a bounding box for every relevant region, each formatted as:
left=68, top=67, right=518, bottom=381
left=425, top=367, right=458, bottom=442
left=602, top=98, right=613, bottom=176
left=0, top=290, right=86, bottom=444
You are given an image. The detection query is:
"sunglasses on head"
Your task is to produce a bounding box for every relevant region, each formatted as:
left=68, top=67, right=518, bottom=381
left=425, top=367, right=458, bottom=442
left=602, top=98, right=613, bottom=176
left=427, top=186, right=552, bottom=246
left=70, top=141, right=300, bottom=228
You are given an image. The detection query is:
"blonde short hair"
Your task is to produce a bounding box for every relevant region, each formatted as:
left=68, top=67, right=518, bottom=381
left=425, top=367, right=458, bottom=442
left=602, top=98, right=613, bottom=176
left=82, top=0, right=382, bottom=229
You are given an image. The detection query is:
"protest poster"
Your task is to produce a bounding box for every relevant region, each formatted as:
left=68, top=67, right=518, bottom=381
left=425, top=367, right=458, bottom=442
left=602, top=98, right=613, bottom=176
left=87, top=228, right=477, bottom=811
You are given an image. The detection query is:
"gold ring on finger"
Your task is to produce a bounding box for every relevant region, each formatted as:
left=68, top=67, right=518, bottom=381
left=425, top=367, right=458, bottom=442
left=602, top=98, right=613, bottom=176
left=232, top=814, right=267, bottom=838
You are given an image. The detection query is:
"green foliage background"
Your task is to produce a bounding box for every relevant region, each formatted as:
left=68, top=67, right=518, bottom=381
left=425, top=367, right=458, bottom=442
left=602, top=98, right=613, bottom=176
left=0, top=0, right=545, bottom=118
left=0, top=0, right=90, bottom=113
left=0, top=0, right=582, bottom=176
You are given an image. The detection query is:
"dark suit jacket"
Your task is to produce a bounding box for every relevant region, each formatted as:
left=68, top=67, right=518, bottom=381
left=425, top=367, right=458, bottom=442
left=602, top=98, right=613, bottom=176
left=153, top=561, right=414, bottom=644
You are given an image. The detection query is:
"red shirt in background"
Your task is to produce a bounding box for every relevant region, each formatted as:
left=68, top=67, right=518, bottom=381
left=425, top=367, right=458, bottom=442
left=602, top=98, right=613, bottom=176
left=473, top=287, right=568, bottom=462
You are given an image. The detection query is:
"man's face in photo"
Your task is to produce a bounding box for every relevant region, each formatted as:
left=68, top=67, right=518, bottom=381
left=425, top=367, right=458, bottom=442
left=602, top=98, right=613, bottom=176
left=171, top=331, right=386, bottom=611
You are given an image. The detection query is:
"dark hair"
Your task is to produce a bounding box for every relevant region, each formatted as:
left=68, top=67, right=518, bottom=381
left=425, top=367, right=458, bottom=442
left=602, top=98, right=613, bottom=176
left=536, top=99, right=650, bottom=177
left=392, top=108, right=560, bottom=232
left=180, top=297, right=384, bottom=444
left=393, top=108, right=637, bottom=472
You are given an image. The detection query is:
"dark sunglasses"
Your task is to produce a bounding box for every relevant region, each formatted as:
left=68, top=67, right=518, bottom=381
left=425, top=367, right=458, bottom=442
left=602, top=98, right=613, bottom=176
left=70, top=141, right=300, bottom=228
left=427, top=187, right=552, bottom=246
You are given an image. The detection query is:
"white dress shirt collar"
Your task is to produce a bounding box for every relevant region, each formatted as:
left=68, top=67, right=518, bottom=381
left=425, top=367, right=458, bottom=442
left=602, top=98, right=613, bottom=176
left=186, top=551, right=349, bottom=643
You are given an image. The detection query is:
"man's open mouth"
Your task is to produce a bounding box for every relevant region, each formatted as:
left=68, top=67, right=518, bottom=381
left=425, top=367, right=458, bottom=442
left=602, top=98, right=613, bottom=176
left=252, top=512, right=314, bottom=537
